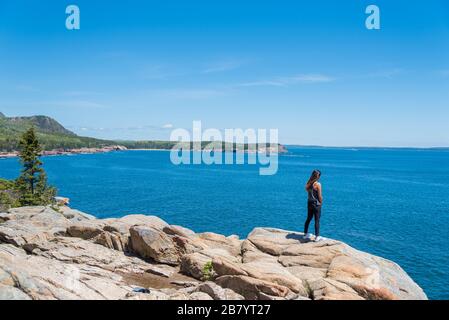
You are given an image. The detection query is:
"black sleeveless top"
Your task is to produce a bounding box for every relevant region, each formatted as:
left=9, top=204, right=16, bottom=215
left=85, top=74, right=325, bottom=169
left=307, top=183, right=321, bottom=206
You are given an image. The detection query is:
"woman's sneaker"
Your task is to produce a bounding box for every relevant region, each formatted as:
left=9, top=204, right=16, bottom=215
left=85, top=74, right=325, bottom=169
left=304, top=233, right=313, bottom=240
left=315, top=236, right=323, bottom=242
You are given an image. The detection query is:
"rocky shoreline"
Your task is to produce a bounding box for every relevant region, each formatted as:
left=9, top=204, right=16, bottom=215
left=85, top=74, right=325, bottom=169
left=0, top=145, right=128, bottom=159
left=0, top=206, right=427, bottom=300
left=0, top=144, right=288, bottom=159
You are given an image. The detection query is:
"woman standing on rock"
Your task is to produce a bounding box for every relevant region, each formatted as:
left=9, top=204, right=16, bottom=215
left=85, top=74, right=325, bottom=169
left=304, top=170, right=323, bottom=242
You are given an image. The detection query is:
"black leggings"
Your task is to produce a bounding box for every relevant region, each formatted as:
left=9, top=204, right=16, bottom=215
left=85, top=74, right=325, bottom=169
left=304, top=203, right=322, bottom=237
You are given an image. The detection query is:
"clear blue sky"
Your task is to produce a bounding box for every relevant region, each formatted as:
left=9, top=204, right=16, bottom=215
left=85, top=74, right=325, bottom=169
left=0, top=0, right=448, bottom=147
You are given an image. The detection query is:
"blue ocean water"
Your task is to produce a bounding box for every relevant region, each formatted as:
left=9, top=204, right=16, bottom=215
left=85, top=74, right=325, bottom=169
left=1, top=147, right=448, bottom=299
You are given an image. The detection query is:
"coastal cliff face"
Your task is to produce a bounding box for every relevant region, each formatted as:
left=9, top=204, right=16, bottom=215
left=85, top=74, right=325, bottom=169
left=0, top=206, right=427, bottom=300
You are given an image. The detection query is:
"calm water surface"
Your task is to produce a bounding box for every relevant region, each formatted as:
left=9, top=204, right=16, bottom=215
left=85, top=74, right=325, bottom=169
left=1, top=147, right=448, bottom=299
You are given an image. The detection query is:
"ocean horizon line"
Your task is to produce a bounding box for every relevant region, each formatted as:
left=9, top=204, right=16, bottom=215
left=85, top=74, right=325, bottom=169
left=285, top=144, right=449, bottom=150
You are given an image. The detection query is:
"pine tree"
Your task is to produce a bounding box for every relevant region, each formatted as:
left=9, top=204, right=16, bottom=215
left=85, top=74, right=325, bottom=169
left=15, top=127, right=56, bottom=206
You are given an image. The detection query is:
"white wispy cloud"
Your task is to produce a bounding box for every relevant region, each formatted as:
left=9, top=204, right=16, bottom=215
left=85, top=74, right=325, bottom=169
left=43, top=100, right=107, bottom=109
left=68, top=124, right=174, bottom=133
left=238, top=74, right=335, bottom=87
left=151, top=89, right=225, bottom=100
left=202, top=59, right=245, bottom=74
left=140, top=65, right=185, bottom=80
left=238, top=80, right=287, bottom=87
left=365, top=68, right=404, bottom=79
left=284, top=74, right=335, bottom=83
left=62, top=90, right=103, bottom=97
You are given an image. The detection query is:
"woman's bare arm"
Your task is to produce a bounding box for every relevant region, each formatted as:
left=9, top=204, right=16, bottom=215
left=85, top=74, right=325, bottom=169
left=316, top=183, right=323, bottom=204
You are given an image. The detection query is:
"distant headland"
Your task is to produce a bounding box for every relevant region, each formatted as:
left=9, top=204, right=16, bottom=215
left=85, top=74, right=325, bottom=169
left=0, top=112, right=287, bottom=158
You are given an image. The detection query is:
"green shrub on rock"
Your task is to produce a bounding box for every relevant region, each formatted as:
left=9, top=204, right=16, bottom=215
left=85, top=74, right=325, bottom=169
left=202, top=261, right=215, bottom=281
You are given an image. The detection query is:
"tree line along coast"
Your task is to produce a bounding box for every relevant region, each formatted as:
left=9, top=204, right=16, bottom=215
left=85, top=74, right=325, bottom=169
left=0, top=113, right=287, bottom=158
